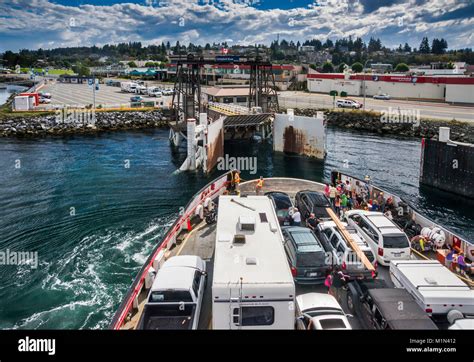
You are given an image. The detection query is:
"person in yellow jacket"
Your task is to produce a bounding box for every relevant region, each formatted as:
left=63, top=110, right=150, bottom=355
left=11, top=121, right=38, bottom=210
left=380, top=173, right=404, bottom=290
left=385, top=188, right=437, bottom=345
left=255, top=176, right=264, bottom=195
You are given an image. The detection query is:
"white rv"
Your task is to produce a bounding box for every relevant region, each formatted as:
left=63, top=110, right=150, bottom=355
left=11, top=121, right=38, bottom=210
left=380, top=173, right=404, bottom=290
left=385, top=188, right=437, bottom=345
left=212, top=195, right=296, bottom=330
left=120, top=82, right=138, bottom=93
left=390, top=260, right=474, bottom=319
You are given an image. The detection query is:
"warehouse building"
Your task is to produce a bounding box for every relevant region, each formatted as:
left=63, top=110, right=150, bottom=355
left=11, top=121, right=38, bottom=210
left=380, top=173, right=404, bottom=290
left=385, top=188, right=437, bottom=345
left=307, top=73, right=474, bottom=104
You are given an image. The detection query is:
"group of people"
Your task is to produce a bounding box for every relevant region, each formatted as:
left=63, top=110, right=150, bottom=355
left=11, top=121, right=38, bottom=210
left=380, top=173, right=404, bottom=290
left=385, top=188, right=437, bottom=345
left=324, top=179, right=396, bottom=220
left=445, top=246, right=472, bottom=276
left=224, top=170, right=265, bottom=196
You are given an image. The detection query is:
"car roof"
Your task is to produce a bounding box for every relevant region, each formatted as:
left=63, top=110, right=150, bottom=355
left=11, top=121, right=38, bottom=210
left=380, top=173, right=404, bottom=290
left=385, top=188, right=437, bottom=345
left=298, top=190, right=330, bottom=206
left=368, top=288, right=437, bottom=328
left=151, top=266, right=196, bottom=292
left=296, top=293, right=342, bottom=312
left=283, top=227, right=323, bottom=251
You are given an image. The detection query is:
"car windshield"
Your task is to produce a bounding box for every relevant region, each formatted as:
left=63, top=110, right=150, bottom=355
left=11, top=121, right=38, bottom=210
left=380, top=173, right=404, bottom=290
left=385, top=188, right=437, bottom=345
left=270, top=194, right=291, bottom=209
left=383, top=234, right=409, bottom=248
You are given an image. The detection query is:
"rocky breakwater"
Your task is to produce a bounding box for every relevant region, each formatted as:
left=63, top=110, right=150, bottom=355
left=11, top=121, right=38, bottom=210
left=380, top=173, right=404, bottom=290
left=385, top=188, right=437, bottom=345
left=0, top=110, right=168, bottom=137
left=293, top=108, right=473, bottom=143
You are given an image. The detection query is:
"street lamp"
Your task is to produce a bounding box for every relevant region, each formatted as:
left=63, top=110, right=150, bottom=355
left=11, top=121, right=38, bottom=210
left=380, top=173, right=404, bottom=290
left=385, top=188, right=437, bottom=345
left=362, top=59, right=372, bottom=110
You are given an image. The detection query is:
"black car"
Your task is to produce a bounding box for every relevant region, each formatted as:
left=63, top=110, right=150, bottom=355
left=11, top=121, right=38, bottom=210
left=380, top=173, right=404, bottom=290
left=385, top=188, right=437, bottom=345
left=265, top=191, right=293, bottom=226
left=281, top=226, right=331, bottom=284
left=295, top=190, right=333, bottom=220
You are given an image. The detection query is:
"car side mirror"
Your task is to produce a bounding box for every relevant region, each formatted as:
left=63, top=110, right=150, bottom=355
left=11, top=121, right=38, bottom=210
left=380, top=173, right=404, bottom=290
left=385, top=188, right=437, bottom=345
left=346, top=314, right=354, bottom=318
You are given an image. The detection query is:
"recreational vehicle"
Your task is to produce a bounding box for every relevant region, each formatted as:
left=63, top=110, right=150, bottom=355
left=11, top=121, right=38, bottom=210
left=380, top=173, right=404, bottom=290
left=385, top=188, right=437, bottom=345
left=212, top=195, right=296, bottom=330
left=390, top=260, right=474, bottom=320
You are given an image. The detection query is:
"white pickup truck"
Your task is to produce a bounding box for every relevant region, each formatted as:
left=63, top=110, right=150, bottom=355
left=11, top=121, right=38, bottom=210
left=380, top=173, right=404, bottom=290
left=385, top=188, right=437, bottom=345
left=138, top=255, right=207, bottom=330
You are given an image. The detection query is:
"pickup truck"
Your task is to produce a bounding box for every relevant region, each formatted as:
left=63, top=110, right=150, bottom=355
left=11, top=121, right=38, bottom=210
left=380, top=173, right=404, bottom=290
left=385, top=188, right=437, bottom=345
left=138, top=255, right=207, bottom=330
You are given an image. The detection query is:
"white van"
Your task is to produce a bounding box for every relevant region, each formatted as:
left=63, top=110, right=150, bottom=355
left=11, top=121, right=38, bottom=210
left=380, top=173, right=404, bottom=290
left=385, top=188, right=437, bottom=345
left=390, top=260, right=474, bottom=319
left=148, top=87, right=163, bottom=97
left=345, top=210, right=411, bottom=266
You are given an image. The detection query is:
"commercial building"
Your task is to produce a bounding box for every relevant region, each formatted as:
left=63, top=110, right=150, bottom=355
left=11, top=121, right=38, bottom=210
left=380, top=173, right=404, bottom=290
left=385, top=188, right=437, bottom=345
left=307, top=73, right=474, bottom=104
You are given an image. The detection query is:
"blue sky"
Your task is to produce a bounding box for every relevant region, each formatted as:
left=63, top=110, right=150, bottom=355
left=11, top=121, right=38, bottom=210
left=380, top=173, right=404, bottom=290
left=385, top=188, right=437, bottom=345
left=1, top=0, right=473, bottom=52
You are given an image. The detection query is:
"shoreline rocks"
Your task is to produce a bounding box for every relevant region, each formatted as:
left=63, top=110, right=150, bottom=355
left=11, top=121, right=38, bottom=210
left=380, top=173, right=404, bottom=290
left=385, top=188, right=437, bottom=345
left=293, top=108, right=473, bottom=143
left=0, top=110, right=169, bottom=137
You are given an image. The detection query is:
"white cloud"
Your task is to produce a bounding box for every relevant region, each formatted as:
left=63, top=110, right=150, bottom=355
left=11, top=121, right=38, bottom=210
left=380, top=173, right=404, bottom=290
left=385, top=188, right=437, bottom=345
left=0, top=0, right=472, bottom=51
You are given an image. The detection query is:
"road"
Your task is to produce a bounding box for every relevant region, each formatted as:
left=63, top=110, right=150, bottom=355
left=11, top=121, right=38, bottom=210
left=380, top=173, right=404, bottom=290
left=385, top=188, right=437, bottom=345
left=278, top=91, right=474, bottom=123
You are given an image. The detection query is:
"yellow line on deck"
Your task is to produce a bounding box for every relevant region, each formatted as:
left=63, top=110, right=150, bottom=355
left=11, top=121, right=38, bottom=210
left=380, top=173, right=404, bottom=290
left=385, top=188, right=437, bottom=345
left=176, top=222, right=206, bottom=256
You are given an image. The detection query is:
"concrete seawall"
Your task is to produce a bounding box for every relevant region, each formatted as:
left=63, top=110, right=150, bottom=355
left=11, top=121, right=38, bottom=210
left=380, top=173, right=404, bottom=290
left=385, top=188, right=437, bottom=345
left=293, top=108, right=474, bottom=143
left=0, top=110, right=168, bottom=137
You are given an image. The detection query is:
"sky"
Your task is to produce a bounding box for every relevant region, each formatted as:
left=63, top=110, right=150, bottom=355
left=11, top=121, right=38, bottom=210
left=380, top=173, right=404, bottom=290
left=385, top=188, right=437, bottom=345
left=0, top=0, right=473, bottom=52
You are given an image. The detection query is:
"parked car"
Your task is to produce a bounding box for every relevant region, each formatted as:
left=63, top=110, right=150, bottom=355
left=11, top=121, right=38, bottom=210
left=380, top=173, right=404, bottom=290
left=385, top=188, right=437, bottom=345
left=344, top=210, right=411, bottom=266
left=316, top=220, right=376, bottom=273
left=336, top=99, right=362, bottom=109
left=373, top=93, right=391, bottom=100
left=334, top=278, right=437, bottom=330
left=39, top=97, right=51, bottom=104
left=265, top=191, right=293, bottom=226
left=358, top=288, right=437, bottom=330
left=38, top=91, right=51, bottom=99
left=281, top=226, right=331, bottom=284
left=162, top=89, right=174, bottom=96
left=130, top=96, right=143, bottom=102
left=147, top=87, right=162, bottom=97
left=295, top=190, right=333, bottom=220
left=138, top=255, right=207, bottom=330
left=296, top=293, right=352, bottom=330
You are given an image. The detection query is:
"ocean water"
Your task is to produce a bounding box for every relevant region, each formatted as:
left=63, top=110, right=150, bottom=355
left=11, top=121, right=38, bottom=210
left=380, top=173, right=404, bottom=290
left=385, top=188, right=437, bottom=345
left=0, top=127, right=472, bottom=329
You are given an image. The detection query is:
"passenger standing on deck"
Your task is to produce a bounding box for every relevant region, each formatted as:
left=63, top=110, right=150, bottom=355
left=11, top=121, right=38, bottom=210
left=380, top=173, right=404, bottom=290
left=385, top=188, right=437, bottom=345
left=233, top=170, right=241, bottom=194
left=329, top=185, right=337, bottom=207
left=345, top=180, right=352, bottom=197
left=324, top=184, right=330, bottom=198
left=306, top=213, right=320, bottom=231
left=334, top=195, right=341, bottom=217
left=445, top=247, right=455, bottom=271
left=340, top=192, right=348, bottom=213
left=255, top=176, right=264, bottom=195
left=291, top=208, right=302, bottom=226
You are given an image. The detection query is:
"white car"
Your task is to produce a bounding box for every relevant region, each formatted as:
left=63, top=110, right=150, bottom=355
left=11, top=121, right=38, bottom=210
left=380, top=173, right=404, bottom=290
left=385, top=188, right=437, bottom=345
left=39, top=97, right=51, bottom=104
left=296, top=293, right=352, bottom=330
left=345, top=210, right=411, bottom=266
left=336, top=99, right=362, bottom=109
left=373, top=93, right=391, bottom=100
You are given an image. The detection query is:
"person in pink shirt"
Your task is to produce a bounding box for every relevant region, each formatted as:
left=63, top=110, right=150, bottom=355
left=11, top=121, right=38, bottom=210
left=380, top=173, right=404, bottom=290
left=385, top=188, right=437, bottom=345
left=324, top=184, right=330, bottom=198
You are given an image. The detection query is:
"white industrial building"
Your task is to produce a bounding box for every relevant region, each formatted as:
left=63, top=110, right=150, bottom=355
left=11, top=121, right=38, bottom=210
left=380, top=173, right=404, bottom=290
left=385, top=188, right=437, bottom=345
left=307, top=73, right=474, bottom=104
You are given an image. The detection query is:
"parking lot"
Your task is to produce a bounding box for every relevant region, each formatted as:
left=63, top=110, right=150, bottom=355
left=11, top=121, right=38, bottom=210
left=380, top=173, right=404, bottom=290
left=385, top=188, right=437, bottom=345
left=39, top=81, right=173, bottom=108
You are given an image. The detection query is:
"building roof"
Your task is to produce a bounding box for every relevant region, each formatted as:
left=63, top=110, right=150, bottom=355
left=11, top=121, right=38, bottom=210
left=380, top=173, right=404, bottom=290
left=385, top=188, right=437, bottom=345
left=307, top=73, right=474, bottom=85
left=213, top=195, right=294, bottom=286
left=202, top=86, right=250, bottom=97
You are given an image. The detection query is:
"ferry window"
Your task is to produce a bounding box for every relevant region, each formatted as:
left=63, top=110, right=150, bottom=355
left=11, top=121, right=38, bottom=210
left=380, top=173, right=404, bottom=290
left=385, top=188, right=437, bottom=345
left=223, top=97, right=233, bottom=103
left=236, top=97, right=247, bottom=103
left=233, top=307, right=275, bottom=326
